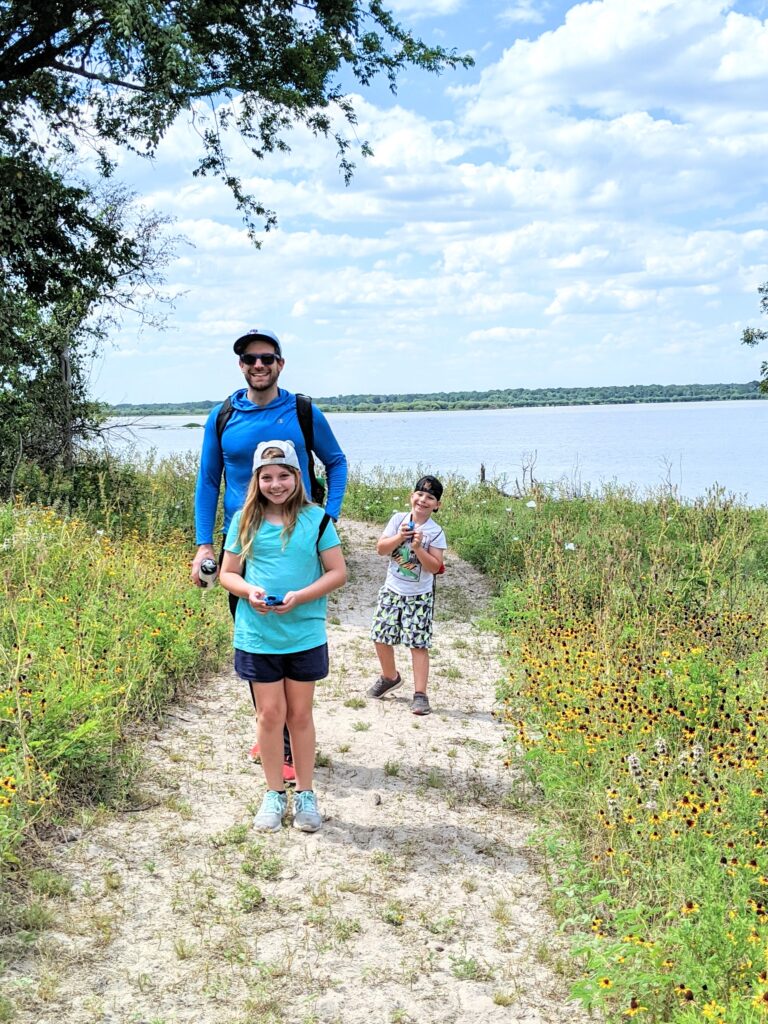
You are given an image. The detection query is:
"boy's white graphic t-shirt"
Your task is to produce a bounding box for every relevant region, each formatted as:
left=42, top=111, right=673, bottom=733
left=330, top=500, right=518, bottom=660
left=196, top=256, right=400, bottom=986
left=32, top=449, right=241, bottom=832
left=382, top=512, right=447, bottom=597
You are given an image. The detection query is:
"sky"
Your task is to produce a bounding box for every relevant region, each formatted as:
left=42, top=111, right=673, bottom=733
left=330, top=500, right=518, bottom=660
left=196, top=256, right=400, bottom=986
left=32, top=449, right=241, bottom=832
left=95, top=0, right=768, bottom=405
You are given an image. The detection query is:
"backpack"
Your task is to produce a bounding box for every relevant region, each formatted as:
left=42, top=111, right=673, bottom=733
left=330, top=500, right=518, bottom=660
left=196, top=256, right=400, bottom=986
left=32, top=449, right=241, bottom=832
left=215, top=392, right=326, bottom=505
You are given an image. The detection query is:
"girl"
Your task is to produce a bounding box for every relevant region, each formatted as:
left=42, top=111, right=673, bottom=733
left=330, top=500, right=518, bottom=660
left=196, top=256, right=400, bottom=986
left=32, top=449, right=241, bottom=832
left=220, top=439, right=346, bottom=833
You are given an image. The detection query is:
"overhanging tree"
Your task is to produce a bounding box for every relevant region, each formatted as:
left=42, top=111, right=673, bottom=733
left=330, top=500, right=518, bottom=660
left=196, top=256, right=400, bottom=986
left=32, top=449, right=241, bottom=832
left=0, top=1, right=471, bottom=236
left=0, top=2, right=471, bottom=486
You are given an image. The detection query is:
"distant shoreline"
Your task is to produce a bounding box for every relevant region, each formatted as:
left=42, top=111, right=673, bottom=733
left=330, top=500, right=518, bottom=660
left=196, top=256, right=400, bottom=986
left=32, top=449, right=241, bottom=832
left=107, top=381, right=766, bottom=416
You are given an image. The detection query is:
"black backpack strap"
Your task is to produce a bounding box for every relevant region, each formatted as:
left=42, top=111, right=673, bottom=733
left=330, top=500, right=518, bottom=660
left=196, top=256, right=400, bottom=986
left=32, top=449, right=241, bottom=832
left=296, top=393, right=325, bottom=504
left=215, top=395, right=234, bottom=444
left=316, top=512, right=331, bottom=551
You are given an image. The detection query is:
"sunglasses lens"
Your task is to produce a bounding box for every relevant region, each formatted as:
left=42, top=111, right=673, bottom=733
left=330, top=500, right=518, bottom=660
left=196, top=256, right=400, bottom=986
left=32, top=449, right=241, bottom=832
left=241, top=353, right=277, bottom=366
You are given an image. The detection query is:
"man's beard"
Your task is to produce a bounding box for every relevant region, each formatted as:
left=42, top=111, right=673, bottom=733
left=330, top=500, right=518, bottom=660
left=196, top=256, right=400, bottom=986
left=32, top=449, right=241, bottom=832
left=248, top=368, right=280, bottom=391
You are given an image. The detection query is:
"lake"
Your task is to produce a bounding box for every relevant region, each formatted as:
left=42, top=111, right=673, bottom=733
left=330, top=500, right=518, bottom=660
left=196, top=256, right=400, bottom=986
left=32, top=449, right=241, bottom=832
left=104, top=399, right=768, bottom=506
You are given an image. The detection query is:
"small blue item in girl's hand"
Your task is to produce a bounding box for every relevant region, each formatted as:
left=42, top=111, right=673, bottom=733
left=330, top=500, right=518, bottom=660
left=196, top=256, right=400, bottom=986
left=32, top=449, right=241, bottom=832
left=263, top=595, right=284, bottom=606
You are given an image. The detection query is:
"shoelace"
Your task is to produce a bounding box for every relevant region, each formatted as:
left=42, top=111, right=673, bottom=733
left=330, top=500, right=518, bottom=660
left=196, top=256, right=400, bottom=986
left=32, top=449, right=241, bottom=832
left=263, top=791, right=285, bottom=815
left=294, top=791, right=316, bottom=814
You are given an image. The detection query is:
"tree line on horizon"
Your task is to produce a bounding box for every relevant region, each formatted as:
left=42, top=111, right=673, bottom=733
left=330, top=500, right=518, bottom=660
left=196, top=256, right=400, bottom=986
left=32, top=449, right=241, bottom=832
left=110, top=380, right=765, bottom=417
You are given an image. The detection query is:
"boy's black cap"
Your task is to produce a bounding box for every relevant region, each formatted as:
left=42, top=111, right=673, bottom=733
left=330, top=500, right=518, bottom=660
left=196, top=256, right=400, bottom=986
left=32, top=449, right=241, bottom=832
left=414, top=475, right=443, bottom=501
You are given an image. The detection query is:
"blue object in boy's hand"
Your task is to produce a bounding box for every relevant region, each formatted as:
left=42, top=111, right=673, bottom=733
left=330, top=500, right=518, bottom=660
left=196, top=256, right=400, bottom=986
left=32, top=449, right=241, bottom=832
left=407, top=520, right=415, bottom=531
left=263, top=595, right=284, bottom=606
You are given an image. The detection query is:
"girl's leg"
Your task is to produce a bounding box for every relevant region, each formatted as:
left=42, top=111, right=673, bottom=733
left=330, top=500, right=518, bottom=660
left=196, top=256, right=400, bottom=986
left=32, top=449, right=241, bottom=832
left=411, top=647, right=430, bottom=694
left=284, top=679, right=316, bottom=792
left=251, top=681, right=288, bottom=792
left=374, top=642, right=399, bottom=682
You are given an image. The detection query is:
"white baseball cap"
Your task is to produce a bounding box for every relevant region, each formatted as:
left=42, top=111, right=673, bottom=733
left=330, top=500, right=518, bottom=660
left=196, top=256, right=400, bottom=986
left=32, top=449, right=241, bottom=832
left=253, top=439, right=301, bottom=473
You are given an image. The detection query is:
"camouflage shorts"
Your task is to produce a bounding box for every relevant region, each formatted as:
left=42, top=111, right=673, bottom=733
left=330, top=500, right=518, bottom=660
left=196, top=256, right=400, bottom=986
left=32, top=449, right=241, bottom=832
left=370, top=587, right=434, bottom=649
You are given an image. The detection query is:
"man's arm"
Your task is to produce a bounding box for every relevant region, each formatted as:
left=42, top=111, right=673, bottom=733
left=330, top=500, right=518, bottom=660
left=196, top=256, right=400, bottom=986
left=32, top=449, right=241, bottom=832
left=311, top=406, right=348, bottom=520
left=194, top=405, right=225, bottom=545
left=191, top=406, right=225, bottom=584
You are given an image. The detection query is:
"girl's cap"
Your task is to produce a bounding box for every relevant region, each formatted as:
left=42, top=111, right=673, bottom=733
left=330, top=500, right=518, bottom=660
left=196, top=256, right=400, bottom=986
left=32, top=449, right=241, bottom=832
left=253, top=439, right=301, bottom=473
left=414, top=475, right=443, bottom=501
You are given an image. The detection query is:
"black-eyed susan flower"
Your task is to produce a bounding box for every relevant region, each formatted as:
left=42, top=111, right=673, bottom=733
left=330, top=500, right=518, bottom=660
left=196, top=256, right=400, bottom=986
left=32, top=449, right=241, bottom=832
left=623, top=998, right=647, bottom=1017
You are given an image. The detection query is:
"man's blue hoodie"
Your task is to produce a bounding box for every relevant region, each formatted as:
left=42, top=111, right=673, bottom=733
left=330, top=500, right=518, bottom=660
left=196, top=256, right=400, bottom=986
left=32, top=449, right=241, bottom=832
left=194, top=387, right=347, bottom=545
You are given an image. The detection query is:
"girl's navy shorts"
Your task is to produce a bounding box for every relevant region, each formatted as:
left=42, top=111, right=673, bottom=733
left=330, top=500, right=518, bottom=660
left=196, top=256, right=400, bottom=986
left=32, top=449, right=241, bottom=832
left=234, top=643, right=329, bottom=683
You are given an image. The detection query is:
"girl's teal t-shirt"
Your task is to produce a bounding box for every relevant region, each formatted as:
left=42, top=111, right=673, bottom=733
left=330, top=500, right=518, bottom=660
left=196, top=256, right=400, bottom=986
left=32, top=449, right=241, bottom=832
left=224, top=505, right=340, bottom=654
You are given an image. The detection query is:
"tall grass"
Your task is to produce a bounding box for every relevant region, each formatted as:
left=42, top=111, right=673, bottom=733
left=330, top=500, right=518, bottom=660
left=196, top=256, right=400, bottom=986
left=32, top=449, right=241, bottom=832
left=1, top=452, right=231, bottom=886
left=345, top=470, right=768, bottom=1023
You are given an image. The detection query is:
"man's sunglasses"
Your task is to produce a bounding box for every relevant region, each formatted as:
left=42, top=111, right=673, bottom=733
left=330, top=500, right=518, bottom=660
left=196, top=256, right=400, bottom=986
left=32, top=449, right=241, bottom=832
left=240, top=352, right=280, bottom=366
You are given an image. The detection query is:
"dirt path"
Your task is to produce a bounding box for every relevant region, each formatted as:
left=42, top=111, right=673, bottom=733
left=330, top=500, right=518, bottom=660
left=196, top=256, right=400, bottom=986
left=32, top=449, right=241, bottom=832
left=5, top=521, right=591, bottom=1024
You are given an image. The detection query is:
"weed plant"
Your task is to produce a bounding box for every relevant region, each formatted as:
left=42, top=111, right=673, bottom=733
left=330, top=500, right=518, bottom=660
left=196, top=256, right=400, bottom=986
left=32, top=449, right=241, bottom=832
left=0, top=479, right=230, bottom=887
left=346, top=470, right=768, bottom=1022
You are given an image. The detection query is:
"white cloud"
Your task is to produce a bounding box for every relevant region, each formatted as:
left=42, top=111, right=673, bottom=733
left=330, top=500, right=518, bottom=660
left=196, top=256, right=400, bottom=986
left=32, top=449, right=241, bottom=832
left=498, top=2, right=546, bottom=25
left=385, top=0, right=465, bottom=14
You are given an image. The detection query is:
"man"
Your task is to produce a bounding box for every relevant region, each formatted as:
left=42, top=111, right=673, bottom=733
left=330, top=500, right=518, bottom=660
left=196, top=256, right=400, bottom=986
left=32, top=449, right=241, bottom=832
left=191, top=327, right=348, bottom=779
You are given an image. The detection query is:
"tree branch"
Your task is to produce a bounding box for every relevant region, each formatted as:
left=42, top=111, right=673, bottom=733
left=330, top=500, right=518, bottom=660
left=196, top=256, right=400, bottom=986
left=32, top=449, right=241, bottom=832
left=48, top=57, right=151, bottom=93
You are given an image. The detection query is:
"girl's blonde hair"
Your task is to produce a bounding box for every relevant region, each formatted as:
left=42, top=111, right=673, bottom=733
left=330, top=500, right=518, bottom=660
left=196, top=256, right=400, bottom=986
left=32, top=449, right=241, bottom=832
left=237, top=446, right=310, bottom=558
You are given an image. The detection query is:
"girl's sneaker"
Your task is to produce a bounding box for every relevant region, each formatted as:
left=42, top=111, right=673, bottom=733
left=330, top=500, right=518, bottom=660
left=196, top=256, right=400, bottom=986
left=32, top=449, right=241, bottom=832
left=292, top=790, right=323, bottom=832
left=253, top=790, right=287, bottom=832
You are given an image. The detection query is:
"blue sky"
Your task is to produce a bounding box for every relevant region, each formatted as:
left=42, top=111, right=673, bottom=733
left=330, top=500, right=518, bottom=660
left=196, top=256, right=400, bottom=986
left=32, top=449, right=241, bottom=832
left=96, top=0, right=768, bottom=404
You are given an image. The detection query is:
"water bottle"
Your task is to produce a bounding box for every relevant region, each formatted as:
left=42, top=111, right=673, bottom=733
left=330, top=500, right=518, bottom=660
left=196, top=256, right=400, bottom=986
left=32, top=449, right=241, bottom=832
left=199, top=557, right=218, bottom=588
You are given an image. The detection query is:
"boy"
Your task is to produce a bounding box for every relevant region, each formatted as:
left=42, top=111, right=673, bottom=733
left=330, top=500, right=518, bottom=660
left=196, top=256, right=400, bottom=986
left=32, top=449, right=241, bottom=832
left=368, top=475, right=447, bottom=715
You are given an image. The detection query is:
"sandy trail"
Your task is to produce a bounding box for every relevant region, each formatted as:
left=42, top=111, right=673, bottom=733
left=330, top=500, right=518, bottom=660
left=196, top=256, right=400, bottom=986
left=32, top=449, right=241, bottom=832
left=5, top=520, right=590, bottom=1024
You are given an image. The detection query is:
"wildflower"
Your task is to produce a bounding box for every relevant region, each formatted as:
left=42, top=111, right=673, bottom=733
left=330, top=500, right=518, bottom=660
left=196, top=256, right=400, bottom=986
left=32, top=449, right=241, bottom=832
left=753, top=990, right=768, bottom=1012
left=623, top=999, right=647, bottom=1017
left=598, top=978, right=613, bottom=989
left=627, top=752, right=644, bottom=787
left=681, top=900, right=699, bottom=916
left=701, top=1000, right=726, bottom=1019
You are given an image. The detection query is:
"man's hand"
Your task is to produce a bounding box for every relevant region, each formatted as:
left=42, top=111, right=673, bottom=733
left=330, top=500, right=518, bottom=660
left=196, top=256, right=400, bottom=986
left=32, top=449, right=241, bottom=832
left=190, top=544, right=216, bottom=586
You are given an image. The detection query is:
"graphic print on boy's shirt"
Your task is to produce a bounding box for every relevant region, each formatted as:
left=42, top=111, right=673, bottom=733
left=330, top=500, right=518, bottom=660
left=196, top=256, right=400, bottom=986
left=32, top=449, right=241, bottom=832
left=391, top=534, right=421, bottom=581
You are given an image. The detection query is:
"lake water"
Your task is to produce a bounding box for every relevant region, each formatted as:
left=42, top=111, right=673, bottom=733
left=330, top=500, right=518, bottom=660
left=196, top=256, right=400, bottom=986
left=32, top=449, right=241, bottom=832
left=104, top=400, right=768, bottom=506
